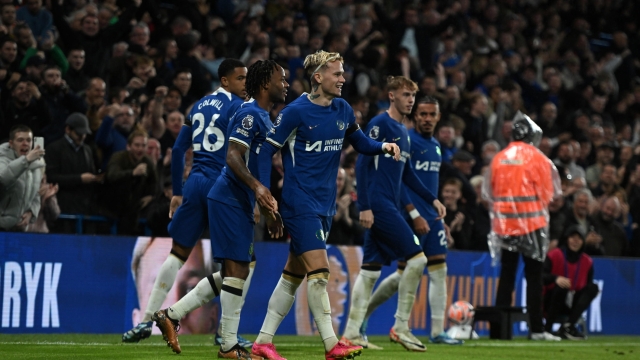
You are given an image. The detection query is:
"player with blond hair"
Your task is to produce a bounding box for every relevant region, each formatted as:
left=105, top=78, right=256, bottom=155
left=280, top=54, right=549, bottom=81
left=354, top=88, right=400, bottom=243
left=250, top=51, right=402, bottom=360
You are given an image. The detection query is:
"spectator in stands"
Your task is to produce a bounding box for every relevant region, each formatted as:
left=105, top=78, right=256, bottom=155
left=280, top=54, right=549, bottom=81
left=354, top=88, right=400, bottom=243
left=96, top=103, right=137, bottom=170
left=162, top=87, right=182, bottom=115
left=16, top=0, right=53, bottom=41
left=139, top=86, right=167, bottom=140
left=40, top=66, right=87, bottom=144
left=591, top=164, right=625, bottom=200
left=84, top=78, right=107, bottom=133
left=462, top=94, right=488, bottom=158
left=129, top=23, right=150, bottom=54
left=144, top=177, right=172, bottom=237
left=0, top=37, right=19, bottom=73
left=548, top=166, right=572, bottom=251
left=104, top=130, right=157, bottom=235
left=0, top=4, right=17, bottom=37
left=543, top=225, right=599, bottom=340
left=145, top=137, right=170, bottom=196
left=554, top=141, right=587, bottom=191
left=469, top=175, right=490, bottom=251
left=586, top=143, right=615, bottom=189
left=158, top=110, right=183, bottom=155
left=51, top=0, right=141, bottom=79
left=171, top=68, right=197, bottom=113
left=591, top=196, right=627, bottom=257
left=45, top=113, right=101, bottom=223
left=440, top=150, right=477, bottom=207
left=64, top=47, right=89, bottom=94
left=327, top=167, right=364, bottom=246
left=0, top=79, right=52, bottom=141
left=0, top=125, right=45, bottom=231
left=27, top=173, right=59, bottom=233
left=436, top=121, right=458, bottom=163
left=442, top=177, right=471, bottom=250
left=565, top=189, right=601, bottom=250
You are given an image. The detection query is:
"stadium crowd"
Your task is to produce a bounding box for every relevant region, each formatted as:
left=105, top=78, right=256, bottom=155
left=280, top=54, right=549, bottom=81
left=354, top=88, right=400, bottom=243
left=0, top=0, right=639, bottom=258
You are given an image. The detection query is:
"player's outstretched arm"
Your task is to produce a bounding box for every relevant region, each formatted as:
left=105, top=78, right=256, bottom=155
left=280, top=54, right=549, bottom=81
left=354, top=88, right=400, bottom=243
left=171, top=126, right=192, bottom=197
left=401, top=187, right=429, bottom=235
left=402, top=161, right=446, bottom=219
left=346, top=124, right=386, bottom=155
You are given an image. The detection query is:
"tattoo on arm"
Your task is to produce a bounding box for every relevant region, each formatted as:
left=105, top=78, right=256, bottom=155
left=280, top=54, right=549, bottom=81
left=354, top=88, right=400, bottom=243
left=227, top=141, right=259, bottom=190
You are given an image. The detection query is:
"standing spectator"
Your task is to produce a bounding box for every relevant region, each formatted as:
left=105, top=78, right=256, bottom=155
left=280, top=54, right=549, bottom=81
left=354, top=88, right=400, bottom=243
left=45, top=113, right=101, bottom=222
left=171, top=68, right=197, bottom=113
left=462, top=93, right=488, bottom=158
left=84, top=78, right=107, bottom=133
left=40, top=66, right=87, bottom=144
left=436, top=121, right=458, bottom=163
left=0, top=125, right=45, bottom=231
left=0, top=79, right=52, bottom=141
left=591, top=196, right=627, bottom=257
left=16, top=0, right=53, bottom=42
left=51, top=0, right=141, bottom=79
left=27, top=173, right=60, bottom=233
left=543, top=225, right=599, bottom=340
left=0, top=37, right=19, bottom=73
left=158, top=110, right=183, bottom=155
left=585, top=143, right=615, bottom=189
left=483, top=112, right=562, bottom=341
left=327, top=167, right=364, bottom=246
left=0, top=4, right=17, bottom=37
left=104, top=130, right=157, bottom=235
left=95, top=103, right=137, bottom=170
left=63, top=47, right=89, bottom=94
left=554, top=141, right=587, bottom=191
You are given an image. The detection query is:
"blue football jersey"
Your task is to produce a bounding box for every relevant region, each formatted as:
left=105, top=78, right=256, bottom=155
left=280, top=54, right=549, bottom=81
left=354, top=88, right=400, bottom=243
left=266, top=95, right=357, bottom=217
left=356, top=112, right=412, bottom=210
left=405, top=128, right=442, bottom=220
left=208, top=100, right=272, bottom=209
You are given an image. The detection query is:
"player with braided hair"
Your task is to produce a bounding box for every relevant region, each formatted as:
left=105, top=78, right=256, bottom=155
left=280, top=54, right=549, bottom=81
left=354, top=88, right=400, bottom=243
left=250, top=50, right=402, bottom=360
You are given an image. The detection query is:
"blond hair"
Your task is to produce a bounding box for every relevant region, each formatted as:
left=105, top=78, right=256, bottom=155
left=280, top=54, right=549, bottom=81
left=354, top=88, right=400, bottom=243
left=304, top=50, right=344, bottom=80
left=387, top=75, right=418, bottom=92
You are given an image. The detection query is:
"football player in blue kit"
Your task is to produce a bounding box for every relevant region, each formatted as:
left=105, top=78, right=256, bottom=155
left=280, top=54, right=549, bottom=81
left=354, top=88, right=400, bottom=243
left=122, top=59, right=248, bottom=345
left=250, top=50, right=401, bottom=360
left=360, top=97, right=463, bottom=346
left=206, top=59, right=286, bottom=360
left=341, top=78, right=447, bottom=352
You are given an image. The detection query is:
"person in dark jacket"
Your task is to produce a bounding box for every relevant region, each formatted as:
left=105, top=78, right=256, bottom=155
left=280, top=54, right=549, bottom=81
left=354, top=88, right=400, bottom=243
left=45, top=113, right=101, bottom=218
left=40, top=66, right=87, bottom=144
left=543, top=225, right=599, bottom=340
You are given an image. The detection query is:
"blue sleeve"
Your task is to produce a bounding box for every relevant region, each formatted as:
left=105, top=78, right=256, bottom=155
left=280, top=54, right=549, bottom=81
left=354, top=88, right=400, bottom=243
left=400, top=186, right=413, bottom=209
left=347, top=127, right=385, bottom=155
left=258, top=141, right=278, bottom=189
left=171, top=125, right=192, bottom=196
left=402, top=160, right=436, bottom=204
left=355, top=153, right=373, bottom=211
left=95, top=116, right=114, bottom=148
left=265, top=106, right=298, bottom=148
left=228, top=110, right=258, bottom=148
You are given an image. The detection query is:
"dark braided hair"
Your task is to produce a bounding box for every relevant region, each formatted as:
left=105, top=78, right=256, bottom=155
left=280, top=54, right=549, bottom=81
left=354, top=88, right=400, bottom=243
left=246, top=60, right=279, bottom=99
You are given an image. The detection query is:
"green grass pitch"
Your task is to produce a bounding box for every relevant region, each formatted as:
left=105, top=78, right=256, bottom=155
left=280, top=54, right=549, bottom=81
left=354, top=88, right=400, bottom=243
left=0, top=334, right=638, bottom=359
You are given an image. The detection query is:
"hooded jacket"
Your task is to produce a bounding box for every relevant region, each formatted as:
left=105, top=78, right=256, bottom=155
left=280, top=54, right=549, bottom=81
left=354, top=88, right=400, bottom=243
left=0, top=143, right=45, bottom=230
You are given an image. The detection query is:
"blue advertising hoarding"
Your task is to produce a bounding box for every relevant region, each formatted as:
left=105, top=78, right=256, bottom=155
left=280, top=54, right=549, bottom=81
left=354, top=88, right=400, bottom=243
left=1, top=233, right=639, bottom=335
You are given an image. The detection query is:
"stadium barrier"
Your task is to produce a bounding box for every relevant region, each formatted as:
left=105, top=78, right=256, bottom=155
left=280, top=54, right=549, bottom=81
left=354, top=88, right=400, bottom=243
left=1, top=233, right=638, bottom=336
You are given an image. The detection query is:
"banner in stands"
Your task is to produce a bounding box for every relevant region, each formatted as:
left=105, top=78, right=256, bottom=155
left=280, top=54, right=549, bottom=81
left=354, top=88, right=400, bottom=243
left=1, top=234, right=638, bottom=335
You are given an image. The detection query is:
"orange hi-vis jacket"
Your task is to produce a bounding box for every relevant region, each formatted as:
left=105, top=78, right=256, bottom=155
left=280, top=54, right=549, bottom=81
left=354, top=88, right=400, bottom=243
left=489, top=142, right=557, bottom=236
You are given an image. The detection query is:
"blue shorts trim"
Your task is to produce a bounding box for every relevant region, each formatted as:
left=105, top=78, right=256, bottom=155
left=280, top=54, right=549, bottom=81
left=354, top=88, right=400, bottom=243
left=284, top=214, right=332, bottom=256
left=208, top=199, right=255, bottom=263
left=168, top=175, right=216, bottom=247
left=362, top=210, right=423, bottom=266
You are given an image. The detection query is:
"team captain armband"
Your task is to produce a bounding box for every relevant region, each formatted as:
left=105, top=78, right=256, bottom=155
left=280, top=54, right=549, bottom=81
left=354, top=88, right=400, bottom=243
left=345, top=123, right=360, bottom=136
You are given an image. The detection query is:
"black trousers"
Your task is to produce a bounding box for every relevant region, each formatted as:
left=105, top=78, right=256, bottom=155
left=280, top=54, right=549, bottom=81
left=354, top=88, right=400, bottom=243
left=495, top=249, right=545, bottom=333
left=543, top=282, right=599, bottom=331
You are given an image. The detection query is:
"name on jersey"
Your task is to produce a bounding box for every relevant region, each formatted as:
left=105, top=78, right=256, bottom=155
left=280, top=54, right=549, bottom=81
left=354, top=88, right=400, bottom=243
left=305, top=138, right=343, bottom=152
left=198, top=99, right=223, bottom=110
left=415, top=160, right=441, bottom=172
left=384, top=150, right=410, bottom=163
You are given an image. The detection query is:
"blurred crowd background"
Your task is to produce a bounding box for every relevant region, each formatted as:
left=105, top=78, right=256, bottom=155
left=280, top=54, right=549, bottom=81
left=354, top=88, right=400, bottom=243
left=1, top=0, right=639, bottom=258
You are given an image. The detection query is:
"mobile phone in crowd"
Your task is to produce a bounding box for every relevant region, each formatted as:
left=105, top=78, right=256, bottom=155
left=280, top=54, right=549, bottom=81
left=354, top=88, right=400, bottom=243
left=33, top=136, right=44, bottom=150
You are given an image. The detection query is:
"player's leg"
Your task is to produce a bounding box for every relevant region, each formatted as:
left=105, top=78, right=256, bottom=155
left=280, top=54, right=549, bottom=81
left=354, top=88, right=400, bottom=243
left=253, top=252, right=305, bottom=360
left=365, top=263, right=403, bottom=320
left=425, top=220, right=462, bottom=345
left=122, top=177, right=208, bottom=343
left=210, top=201, right=261, bottom=359
left=342, top=229, right=383, bottom=343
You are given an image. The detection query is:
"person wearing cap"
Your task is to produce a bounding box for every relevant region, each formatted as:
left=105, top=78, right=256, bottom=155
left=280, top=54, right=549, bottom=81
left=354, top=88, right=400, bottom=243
left=44, top=112, right=101, bottom=226
left=483, top=111, right=563, bottom=341
left=543, top=225, right=599, bottom=340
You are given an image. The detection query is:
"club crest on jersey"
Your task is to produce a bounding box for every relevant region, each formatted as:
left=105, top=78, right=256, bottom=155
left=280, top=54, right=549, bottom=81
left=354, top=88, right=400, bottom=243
left=336, top=120, right=345, bottom=130
left=242, top=115, right=254, bottom=129
left=369, top=126, right=379, bottom=139
left=274, top=113, right=283, bottom=127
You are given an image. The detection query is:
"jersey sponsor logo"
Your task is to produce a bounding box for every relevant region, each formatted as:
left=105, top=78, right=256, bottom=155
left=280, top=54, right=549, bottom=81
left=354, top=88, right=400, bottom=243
left=369, top=126, right=379, bottom=139
left=336, top=120, right=345, bottom=130
left=242, top=115, right=254, bottom=129
left=274, top=113, right=283, bottom=127
left=235, top=127, right=249, bottom=137
left=415, top=160, right=441, bottom=172
left=305, top=138, right=344, bottom=152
